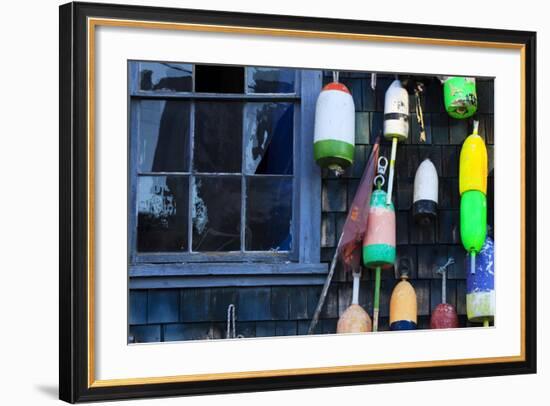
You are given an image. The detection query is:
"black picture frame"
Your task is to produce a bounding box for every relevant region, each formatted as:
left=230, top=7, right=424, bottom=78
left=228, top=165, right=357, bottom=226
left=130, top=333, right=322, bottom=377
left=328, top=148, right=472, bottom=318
left=60, top=1, right=537, bottom=403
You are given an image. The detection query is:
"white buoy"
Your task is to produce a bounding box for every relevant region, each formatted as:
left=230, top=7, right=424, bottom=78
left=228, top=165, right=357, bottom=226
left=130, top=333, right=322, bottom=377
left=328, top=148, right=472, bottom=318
left=412, top=158, right=439, bottom=224
left=383, top=79, right=409, bottom=205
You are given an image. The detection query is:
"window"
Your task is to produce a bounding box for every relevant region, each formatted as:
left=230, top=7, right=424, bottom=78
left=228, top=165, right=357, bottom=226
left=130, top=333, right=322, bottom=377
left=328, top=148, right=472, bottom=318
left=128, top=61, right=326, bottom=287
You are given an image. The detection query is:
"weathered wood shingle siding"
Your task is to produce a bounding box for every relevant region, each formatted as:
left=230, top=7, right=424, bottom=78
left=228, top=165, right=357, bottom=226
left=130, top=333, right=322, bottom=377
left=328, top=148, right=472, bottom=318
left=129, top=73, right=494, bottom=342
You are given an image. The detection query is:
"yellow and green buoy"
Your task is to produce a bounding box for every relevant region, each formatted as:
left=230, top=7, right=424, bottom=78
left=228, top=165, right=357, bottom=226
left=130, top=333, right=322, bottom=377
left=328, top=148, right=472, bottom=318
left=459, top=122, right=488, bottom=275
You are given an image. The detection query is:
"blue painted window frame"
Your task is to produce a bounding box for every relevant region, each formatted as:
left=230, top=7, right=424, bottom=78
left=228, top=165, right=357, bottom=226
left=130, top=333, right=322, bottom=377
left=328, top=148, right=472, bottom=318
left=128, top=61, right=325, bottom=287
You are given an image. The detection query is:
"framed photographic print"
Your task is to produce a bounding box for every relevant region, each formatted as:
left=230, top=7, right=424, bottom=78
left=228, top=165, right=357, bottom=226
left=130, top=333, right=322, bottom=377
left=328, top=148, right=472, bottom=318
left=59, top=1, right=537, bottom=403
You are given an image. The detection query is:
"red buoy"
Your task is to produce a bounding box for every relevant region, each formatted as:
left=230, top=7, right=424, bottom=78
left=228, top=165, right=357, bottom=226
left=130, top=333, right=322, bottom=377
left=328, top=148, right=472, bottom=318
left=430, top=258, right=459, bottom=329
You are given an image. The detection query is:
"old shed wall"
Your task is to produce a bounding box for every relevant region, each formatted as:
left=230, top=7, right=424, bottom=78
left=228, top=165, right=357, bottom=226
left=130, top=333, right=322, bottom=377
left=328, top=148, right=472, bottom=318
left=129, top=73, right=494, bottom=342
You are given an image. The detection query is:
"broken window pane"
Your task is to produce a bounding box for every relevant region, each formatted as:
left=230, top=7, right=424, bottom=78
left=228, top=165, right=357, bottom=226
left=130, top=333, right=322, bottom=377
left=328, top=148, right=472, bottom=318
left=137, top=176, right=188, bottom=252
left=139, top=62, right=193, bottom=92
left=246, top=67, right=295, bottom=93
left=192, top=176, right=241, bottom=251
left=245, top=177, right=292, bottom=251
left=138, top=100, right=190, bottom=173
left=195, top=65, right=244, bottom=93
left=244, top=102, right=293, bottom=175
left=194, top=101, right=243, bottom=173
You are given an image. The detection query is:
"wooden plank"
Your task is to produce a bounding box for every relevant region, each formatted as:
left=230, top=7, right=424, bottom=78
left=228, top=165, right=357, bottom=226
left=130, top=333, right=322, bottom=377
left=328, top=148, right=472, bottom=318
left=439, top=177, right=459, bottom=209
left=130, top=90, right=300, bottom=100
left=437, top=210, right=460, bottom=244
left=415, top=280, right=431, bottom=316
left=456, top=279, right=467, bottom=315
left=320, top=285, right=339, bottom=318
left=180, top=288, right=211, bottom=322
left=236, top=287, right=271, bottom=321
left=129, top=325, right=161, bottom=343
left=417, top=245, right=448, bottom=279
left=430, top=113, right=450, bottom=145
left=128, top=99, right=140, bottom=264
left=396, top=245, right=417, bottom=279
left=129, top=274, right=328, bottom=289
left=147, top=289, right=179, bottom=323
left=396, top=177, right=413, bottom=211
left=320, top=212, right=336, bottom=248
left=275, top=321, right=298, bottom=336
left=209, top=288, right=238, bottom=322
left=396, top=211, right=409, bottom=245
left=297, top=69, right=322, bottom=264
left=133, top=250, right=292, bottom=264
left=322, top=180, right=347, bottom=212
left=129, top=262, right=328, bottom=277
left=128, top=290, right=147, bottom=325
left=288, top=286, right=308, bottom=319
left=270, top=287, right=290, bottom=320
left=410, top=213, right=436, bottom=244
left=355, top=112, right=371, bottom=144
left=440, top=145, right=459, bottom=177
left=449, top=119, right=468, bottom=145
left=447, top=245, right=467, bottom=279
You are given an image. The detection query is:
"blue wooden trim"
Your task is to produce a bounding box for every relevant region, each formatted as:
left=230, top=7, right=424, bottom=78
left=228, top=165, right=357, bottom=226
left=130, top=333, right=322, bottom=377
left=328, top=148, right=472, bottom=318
left=130, top=91, right=299, bottom=101
left=130, top=262, right=327, bottom=277
left=296, top=70, right=322, bottom=264
left=133, top=251, right=292, bottom=264
left=129, top=273, right=328, bottom=289
left=129, top=61, right=140, bottom=94
left=128, top=98, right=139, bottom=264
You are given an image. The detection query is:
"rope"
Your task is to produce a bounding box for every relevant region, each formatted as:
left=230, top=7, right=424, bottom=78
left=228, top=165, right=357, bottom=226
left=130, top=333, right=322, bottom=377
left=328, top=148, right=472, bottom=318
left=226, top=304, right=236, bottom=339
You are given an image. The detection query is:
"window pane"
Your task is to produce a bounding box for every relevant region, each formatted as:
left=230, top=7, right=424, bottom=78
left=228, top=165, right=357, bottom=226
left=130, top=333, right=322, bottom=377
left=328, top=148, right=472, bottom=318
left=244, top=103, right=293, bottom=175
left=192, top=176, right=241, bottom=251
left=195, top=65, right=244, bottom=93
left=194, top=102, right=243, bottom=173
left=246, top=67, right=295, bottom=93
left=245, top=177, right=292, bottom=251
left=139, top=62, right=192, bottom=92
left=137, top=176, right=188, bottom=252
left=138, top=100, right=190, bottom=173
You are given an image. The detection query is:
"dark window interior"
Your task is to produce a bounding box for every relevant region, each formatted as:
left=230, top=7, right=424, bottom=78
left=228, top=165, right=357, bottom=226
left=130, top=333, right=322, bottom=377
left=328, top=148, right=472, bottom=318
left=194, top=65, right=244, bottom=93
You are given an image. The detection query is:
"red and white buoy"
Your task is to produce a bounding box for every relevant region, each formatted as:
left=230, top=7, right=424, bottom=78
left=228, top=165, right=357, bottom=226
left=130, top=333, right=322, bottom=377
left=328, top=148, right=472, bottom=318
left=314, top=77, right=356, bottom=175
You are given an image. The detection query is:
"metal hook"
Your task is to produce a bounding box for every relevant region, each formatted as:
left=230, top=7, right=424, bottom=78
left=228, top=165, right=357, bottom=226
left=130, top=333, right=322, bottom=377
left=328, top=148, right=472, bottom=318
left=373, top=174, right=385, bottom=188
left=377, top=156, right=388, bottom=176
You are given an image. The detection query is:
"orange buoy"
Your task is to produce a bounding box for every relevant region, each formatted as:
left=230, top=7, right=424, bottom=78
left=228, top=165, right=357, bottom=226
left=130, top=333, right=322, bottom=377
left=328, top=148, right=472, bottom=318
left=337, top=271, right=372, bottom=333
left=389, top=259, right=417, bottom=331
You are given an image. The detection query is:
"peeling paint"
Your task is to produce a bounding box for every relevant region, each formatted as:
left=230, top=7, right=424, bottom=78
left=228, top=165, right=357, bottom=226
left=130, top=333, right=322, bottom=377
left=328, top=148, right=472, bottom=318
left=192, top=178, right=208, bottom=234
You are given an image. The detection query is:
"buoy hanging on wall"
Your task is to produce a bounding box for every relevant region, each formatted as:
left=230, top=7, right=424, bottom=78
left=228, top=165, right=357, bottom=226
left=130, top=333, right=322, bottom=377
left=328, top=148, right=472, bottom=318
left=466, top=236, right=495, bottom=327
left=313, top=81, right=355, bottom=174
left=337, top=271, right=373, bottom=333
left=383, top=79, right=409, bottom=205
left=389, top=259, right=417, bottom=331
left=412, top=158, right=438, bottom=224
left=459, top=122, right=488, bottom=274
left=430, top=258, right=459, bottom=329
left=443, top=76, right=478, bottom=119
left=460, top=190, right=487, bottom=264
left=363, top=188, right=396, bottom=331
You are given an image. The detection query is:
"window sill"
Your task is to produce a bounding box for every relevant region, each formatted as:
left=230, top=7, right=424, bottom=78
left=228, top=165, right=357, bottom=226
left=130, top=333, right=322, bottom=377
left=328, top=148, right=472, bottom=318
left=129, top=262, right=328, bottom=288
